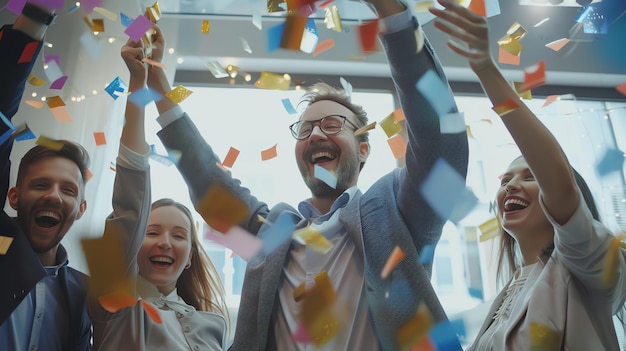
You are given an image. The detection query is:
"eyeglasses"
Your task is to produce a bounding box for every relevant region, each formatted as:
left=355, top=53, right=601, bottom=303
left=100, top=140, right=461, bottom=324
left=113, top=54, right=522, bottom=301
left=289, top=115, right=359, bottom=140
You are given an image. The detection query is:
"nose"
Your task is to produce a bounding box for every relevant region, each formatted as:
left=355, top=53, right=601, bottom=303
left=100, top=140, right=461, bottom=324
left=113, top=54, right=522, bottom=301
left=42, top=185, right=62, bottom=203
left=308, top=124, right=327, bottom=142
left=505, top=177, right=520, bottom=192
left=156, top=233, right=172, bottom=248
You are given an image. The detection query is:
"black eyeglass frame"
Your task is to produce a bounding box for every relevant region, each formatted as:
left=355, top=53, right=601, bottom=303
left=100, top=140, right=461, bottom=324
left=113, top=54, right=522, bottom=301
left=288, top=115, right=360, bottom=140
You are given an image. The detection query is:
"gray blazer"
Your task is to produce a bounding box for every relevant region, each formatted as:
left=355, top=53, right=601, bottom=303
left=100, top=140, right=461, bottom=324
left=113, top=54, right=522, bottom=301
left=158, top=18, right=468, bottom=351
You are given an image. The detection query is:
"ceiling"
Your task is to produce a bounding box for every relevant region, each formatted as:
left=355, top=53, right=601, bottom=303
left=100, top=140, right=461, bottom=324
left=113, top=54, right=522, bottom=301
left=155, top=0, right=626, bottom=90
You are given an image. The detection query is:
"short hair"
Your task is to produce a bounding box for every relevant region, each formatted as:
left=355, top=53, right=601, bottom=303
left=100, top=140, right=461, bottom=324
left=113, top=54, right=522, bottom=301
left=16, top=140, right=90, bottom=188
left=299, top=82, right=369, bottom=143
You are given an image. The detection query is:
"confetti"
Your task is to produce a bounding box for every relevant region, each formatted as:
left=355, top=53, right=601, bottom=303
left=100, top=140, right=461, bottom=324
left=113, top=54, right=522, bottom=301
left=206, top=61, right=229, bottom=78
left=252, top=12, right=262, bottom=30
left=281, top=14, right=308, bottom=51
left=358, top=19, right=379, bottom=54
left=293, top=226, right=334, bottom=254
left=542, top=95, right=560, bottom=108
left=415, top=1, right=435, bottom=12
left=513, top=82, right=532, bottom=100
left=396, top=303, right=434, bottom=350
left=166, top=85, right=193, bottom=104
left=545, top=38, right=569, bottom=52
left=205, top=226, right=262, bottom=261
left=323, top=6, right=343, bottom=32
left=340, top=77, right=352, bottom=98
left=530, top=323, right=561, bottom=351
left=98, top=290, right=137, bottom=313
left=91, top=18, right=105, bottom=33
left=616, top=82, right=626, bottom=96
left=140, top=300, right=163, bottom=324
left=602, top=234, right=624, bottom=288
left=93, top=132, right=106, bottom=146
left=439, top=112, right=466, bottom=134
left=596, top=148, right=625, bottom=177
left=145, top=2, right=161, bottom=23
left=128, top=87, right=162, bottom=107
left=46, top=96, right=65, bottom=109
left=255, top=71, right=291, bottom=90
left=354, top=121, right=376, bottom=137
left=300, top=271, right=340, bottom=346
left=314, top=165, right=337, bottom=189
left=49, top=76, right=68, bottom=90
left=312, top=38, right=335, bottom=57
left=281, top=98, right=297, bottom=114
left=18, top=41, right=39, bottom=64
left=201, top=19, right=210, bottom=34
left=240, top=37, right=252, bottom=54
left=93, top=7, right=117, bottom=21
left=521, top=60, right=546, bottom=91
left=428, top=319, right=465, bottom=350
left=124, top=15, right=153, bottom=42
left=491, top=98, right=519, bottom=116
left=267, top=22, right=284, bottom=53
left=25, top=100, right=44, bottom=109
left=197, top=185, right=249, bottom=233
left=467, top=0, right=486, bottom=17
left=387, top=134, right=407, bottom=160
left=27, top=74, right=46, bottom=87
left=105, top=76, right=127, bottom=100
left=222, top=147, right=240, bottom=168
left=261, top=211, right=299, bottom=254
left=380, top=112, right=402, bottom=138
left=498, top=46, right=520, bottom=66
left=261, top=143, right=278, bottom=161
left=381, top=246, right=406, bottom=279
left=0, top=236, right=14, bottom=255
left=418, top=244, right=435, bottom=264
left=416, top=70, right=455, bottom=117
left=478, top=217, right=500, bottom=242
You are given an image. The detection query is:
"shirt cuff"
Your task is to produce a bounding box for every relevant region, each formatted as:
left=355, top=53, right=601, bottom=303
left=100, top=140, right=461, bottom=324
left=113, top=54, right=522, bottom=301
left=156, top=105, right=184, bottom=128
left=378, top=7, right=412, bottom=34
left=117, top=143, right=150, bottom=170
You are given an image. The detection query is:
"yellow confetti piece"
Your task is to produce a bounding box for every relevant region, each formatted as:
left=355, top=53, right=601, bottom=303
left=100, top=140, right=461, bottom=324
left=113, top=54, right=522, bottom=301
left=201, top=19, right=210, bottom=34
left=354, top=121, right=376, bottom=137
left=293, top=226, right=334, bottom=254
left=145, top=1, right=161, bottom=23
left=46, top=96, right=65, bottom=109
left=602, top=234, right=625, bottom=288
left=165, top=85, right=193, bottom=104
left=0, top=235, right=14, bottom=255
left=513, top=82, right=532, bottom=100
left=478, top=217, right=500, bottom=242
left=301, top=271, right=340, bottom=346
left=379, top=112, right=403, bottom=138
left=91, top=18, right=105, bottom=33
left=506, top=22, right=527, bottom=41
left=36, top=136, right=64, bottom=151
left=267, top=0, right=286, bottom=13
left=414, top=0, right=434, bottom=12
left=396, top=303, right=434, bottom=351
left=93, top=7, right=117, bottom=22
left=492, top=98, right=519, bottom=116
left=466, top=125, right=475, bottom=140
left=324, top=6, right=343, bottom=32
left=498, top=38, right=523, bottom=56
left=27, top=73, right=46, bottom=86
left=255, top=71, right=291, bottom=90
left=381, top=246, right=406, bottom=279
left=197, top=184, right=249, bottom=233
left=530, top=323, right=561, bottom=351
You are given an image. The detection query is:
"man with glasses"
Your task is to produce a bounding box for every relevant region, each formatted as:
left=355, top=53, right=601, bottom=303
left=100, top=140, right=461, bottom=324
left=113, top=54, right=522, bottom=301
left=147, top=0, right=468, bottom=349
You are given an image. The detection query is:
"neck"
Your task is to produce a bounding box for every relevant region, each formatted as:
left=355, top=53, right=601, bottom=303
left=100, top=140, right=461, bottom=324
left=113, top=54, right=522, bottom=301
left=310, top=196, right=337, bottom=215
left=516, top=229, right=554, bottom=266
left=37, top=247, right=58, bottom=266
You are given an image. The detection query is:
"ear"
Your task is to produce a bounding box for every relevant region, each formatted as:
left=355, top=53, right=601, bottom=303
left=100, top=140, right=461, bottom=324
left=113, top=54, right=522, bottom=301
left=75, top=200, right=87, bottom=220
left=8, top=187, right=19, bottom=210
left=359, top=141, right=370, bottom=163
left=187, top=249, right=194, bottom=267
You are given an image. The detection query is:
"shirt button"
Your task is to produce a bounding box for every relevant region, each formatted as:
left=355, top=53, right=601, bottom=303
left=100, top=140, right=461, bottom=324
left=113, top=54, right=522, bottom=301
left=194, top=346, right=200, bottom=351
left=30, top=346, right=36, bottom=351
left=176, top=312, right=183, bottom=319
left=184, top=325, right=191, bottom=332
left=37, top=312, right=42, bottom=318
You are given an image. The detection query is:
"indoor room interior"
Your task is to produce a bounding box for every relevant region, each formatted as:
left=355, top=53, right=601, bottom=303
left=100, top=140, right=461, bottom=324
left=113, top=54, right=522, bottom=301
left=2, top=0, right=625, bottom=347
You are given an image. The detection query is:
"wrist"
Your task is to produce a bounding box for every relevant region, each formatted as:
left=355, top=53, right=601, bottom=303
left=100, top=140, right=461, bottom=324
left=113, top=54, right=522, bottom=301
left=21, top=3, right=56, bottom=25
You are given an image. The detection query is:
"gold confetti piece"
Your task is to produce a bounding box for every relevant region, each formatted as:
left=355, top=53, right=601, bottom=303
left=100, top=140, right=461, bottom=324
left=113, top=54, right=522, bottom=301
left=201, top=19, right=210, bottom=34
left=530, top=323, right=561, bottom=351
left=498, top=38, right=523, bottom=56
left=293, top=226, right=334, bottom=254
left=414, top=0, right=434, bottom=12
left=197, top=184, right=249, bottom=233
left=478, top=217, right=500, bottom=242
left=255, top=71, right=291, bottom=90
left=379, top=112, right=403, bottom=138
left=46, top=96, right=65, bottom=109
left=602, top=234, right=625, bottom=288
left=492, top=98, right=519, bottom=116
left=142, top=58, right=167, bottom=70
left=165, top=85, right=193, bottom=104
left=24, top=100, right=44, bottom=109
left=0, top=235, right=14, bottom=255
left=381, top=246, right=406, bottom=279
left=324, top=6, right=343, bottom=32
left=83, top=14, right=94, bottom=29
left=513, top=82, right=532, bottom=100
left=354, top=121, right=376, bottom=137
left=93, top=7, right=117, bottom=22
left=294, top=281, right=307, bottom=302
left=91, top=18, right=104, bottom=33
left=36, top=136, right=64, bottom=151
left=396, top=303, right=434, bottom=351
left=145, top=1, right=161, bottom=23
left=301, top=271, right=340, bottom=346
left=506, top=22, right=527, bottom=41
left=27, top=73, right=46, bottom=86
left=267, top=0, right=286, bottom=13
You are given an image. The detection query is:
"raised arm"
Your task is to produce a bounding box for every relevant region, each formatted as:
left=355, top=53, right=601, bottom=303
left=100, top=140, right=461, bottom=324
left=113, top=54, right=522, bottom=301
left=430, top=1, right=578, bottom=224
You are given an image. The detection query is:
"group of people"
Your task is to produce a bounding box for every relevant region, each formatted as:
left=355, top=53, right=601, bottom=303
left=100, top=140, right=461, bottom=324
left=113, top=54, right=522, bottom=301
left=1, top=0, right=625, bottom=350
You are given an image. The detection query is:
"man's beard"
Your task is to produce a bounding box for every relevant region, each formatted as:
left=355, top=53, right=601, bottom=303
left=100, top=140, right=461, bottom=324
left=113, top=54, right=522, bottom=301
left=301, top=152, right=360, bottom=199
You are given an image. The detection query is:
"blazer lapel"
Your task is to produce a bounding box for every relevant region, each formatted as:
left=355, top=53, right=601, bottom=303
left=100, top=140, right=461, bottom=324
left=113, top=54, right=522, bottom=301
left=503, top=262, right=545, bottom=342
left=471, top=284, right=509, bottom=349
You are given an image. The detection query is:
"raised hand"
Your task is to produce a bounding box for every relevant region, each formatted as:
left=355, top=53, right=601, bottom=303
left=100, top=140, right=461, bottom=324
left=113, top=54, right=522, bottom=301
left=121, top=38, right=147, bottom=89
left=148, top=25, right=165, bottom=64
left=429, top=0, right=492, bottom=72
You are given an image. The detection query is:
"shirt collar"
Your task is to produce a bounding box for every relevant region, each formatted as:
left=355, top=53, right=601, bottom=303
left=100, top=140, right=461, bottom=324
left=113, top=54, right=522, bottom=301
left=298, top=186, right=358, bottom=221
left=44, top=245, right=69, bottom=276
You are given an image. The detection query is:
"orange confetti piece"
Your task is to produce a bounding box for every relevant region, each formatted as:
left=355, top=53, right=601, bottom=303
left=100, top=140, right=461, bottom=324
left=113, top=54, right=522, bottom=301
left=530, top=323, right=561, bottom=351
left=467, top=0, right=486, bottom=17
left=222, top=147, right=240, bottom=168
left=50, top=106, right=73, bottom=122
left=542, top=95, right=560, bottom=108
left=85, top=168, right=94, bottom=182
left=0, top=235, right=14, bottom=255
left=491, top=98, right=519, bottom=116
left=354, top=121, right=376, bottom=137
left=142, top=58, right=168, bottom=70
left=24, top=100, right=44, bottom=109
left=393, top=108, right=406, bottom=122
left=387, top=134, right=407, bottom=160
left=521, top=60, right=546, bottom=92
left=91, top=19, right=105, bottom=33
left=140, top=299, right=163, bottom=324
left=197, top=184, right=249, bottom=233
left=617, top=82, right=626, bottom=97
left=98, top=290, right=138, bottom=313
left=498, top=46, right=520, bottom=66
left=281, top=14, right=308, bottom=51
left=396, top=303, right=434, bottom=350
left=93, top=132, right=106, bottom=146
left=545, top=38, right=569, bottom=52
left=18, top=41, right=39, bottom=64
left=201, top=19, right=210, bottom=34
left=46, top=96, right=65, bottom=109
left=381, top=246, right=406, bottom=279
left=358, top=19, right=379, bottom=54
left=312, top=38, right=335, bottom=57
left=411, top=336, right=435, bottom=351
left=261, top=143, right=278, bottom=161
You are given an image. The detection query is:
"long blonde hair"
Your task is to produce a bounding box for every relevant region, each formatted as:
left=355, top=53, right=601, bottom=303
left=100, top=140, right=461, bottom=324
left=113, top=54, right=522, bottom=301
left=151, top=199, right=229, bottom=321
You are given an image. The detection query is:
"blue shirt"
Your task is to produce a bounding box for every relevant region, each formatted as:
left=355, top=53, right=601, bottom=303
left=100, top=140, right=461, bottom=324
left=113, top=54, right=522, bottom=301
left=0, top=248, right=70, bottom=351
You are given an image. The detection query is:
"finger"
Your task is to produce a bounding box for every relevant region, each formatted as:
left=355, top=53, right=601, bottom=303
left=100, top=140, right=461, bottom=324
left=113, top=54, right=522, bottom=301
left=437, top=0, right=485, bottom=24
left=429, top=5, right=486, bottom=39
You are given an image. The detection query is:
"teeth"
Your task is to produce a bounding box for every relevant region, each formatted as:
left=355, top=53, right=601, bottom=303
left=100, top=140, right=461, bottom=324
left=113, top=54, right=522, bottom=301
left=505, top=198, right=529, bottom=208
left=151, top=256, right=174, bottom=264
left=36, top=211, right=60, bottom=220
left=311, top=151, right=336, bottom=162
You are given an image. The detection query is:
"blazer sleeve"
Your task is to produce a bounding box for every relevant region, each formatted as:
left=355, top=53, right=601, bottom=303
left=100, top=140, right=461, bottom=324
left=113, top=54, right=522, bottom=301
left=0, top=25, right=43, bottom=204
left=157, top=113, right=270, bottom=235
left=379, top=18, right=469, bottom=253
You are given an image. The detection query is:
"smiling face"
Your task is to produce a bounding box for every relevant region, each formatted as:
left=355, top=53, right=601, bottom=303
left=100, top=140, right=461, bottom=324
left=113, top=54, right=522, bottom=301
left=137, top=205, right=193, bottom=296
left=496, top=157, right=552, bottom=241
left=295, top=100, right=369, bottom=198
left=8, top=156, right=86, bottom=263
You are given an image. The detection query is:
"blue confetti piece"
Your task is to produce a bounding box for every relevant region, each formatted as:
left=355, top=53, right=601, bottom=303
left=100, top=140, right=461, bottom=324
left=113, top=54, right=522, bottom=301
left=261, top=212, right=299, bottom=254
left=0, top=111, right=12, bottom=130
left=66, top=3, right=80, bottom=14
left=0, top=129, right=15, bottom=147
left=314, top=165, right=337, bottom=189
left=120, top=12, right=134, bottom=28
left=14, top=127, right=36, bottom=141
left=420, top=158, right=478, bottom=223
left=596, top=148, right=625, bottom=176
left=281, top=98, right=297, bottom=114
left=416, top=70, right=455, bottom=117
left=468, top=287, right=484, bottom=301
left=429, top=319, right=465, bottom=351
left=105, top=76, right=127, bottom=100
left=439, top=112, right=466, bottom=134
left=267, top=22, right=284, bottom=53
left=128, top=88, right=162, bottom=107
left=574, top=6, right=594, bottom=23
left=418, top=244, right=435, bottom=265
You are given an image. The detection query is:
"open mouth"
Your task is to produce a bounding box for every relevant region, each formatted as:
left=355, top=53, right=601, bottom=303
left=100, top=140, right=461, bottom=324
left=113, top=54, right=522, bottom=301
left=311, top=151, right=337, bottom=164
left=34, top=210, right=61, bottom=228
left=504, top=198, right=529, bottom=212
left=150, top=256, right=174, bottom=267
